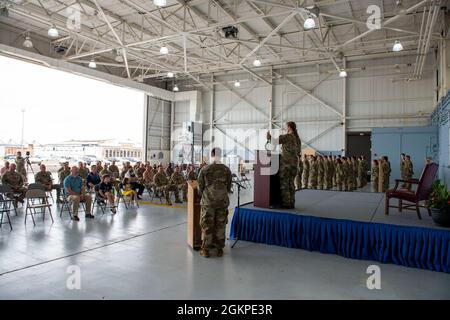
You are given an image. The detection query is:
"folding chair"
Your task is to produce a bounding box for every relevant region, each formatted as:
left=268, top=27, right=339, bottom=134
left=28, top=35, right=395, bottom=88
left=27, top=183, right=54, bottom=204
left=58, top=189, right=72, bottom=219
left=0, top=194, right=13, bottom=231
left=0, top=185, right=19, bottom=216
left=25, top=189, right=53, bottom=226
left=93, top=185, right=108, bottom=215
left=151, top=186, right=165, bottom=203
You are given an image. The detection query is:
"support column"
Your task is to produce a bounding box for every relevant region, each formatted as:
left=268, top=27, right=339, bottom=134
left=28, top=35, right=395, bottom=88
left=209, top=74, right=215, bottom=157
left=143, top=94, right=149, bottom=161
left=439, top=38, right=450, bottom=99
left=342, top=58, right=347, bottom=156
left=269, top=66, right=273, bottom=129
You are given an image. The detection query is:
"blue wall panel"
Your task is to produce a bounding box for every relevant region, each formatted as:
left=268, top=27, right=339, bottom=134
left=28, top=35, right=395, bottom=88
left=371, top=127, right=438, bottom=182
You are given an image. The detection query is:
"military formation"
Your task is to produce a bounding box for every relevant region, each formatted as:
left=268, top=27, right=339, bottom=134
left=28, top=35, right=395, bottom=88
left=295, top=155, right=370, bottom=192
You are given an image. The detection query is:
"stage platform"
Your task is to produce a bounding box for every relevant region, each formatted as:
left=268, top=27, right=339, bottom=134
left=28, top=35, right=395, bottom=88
left=230, top=190, right=450, bottom=273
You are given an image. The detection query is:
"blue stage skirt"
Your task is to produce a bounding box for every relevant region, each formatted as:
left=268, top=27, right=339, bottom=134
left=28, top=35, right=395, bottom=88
left=230, top=207, right=450, bottom=273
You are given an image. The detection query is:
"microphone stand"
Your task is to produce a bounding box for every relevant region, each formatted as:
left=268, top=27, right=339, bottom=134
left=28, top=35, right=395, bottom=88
left=231, top=179, right=246, bottom=248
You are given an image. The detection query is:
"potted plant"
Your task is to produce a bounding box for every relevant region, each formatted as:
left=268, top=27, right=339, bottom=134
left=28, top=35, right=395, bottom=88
left=428, top=180, right=450, bottom=227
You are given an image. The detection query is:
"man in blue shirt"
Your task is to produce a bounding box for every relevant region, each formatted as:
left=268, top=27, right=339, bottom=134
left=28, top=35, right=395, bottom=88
left=64, top=166, right=94, bottom=221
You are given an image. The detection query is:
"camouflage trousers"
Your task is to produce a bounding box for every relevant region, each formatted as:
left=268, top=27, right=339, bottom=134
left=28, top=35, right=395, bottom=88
left=302, top=173, right=309, bottom=189
left=335, top=177, right=344, bottom=191
left=176, top=183, right=188, bottom=201
left=156, top=184, right=180, bottom=203
left=6, top=186, right=26, bottom=202
left=295, top=174, right=302, bottom=190
left=317, top=175, right=324, bottom=190
left=280, top=165, right=297, bottom=207
left=372, top=178, right=379, bottom=192
left=200, top=206, right=228, bottom=250
left=308, top=176, right=317, bottom=189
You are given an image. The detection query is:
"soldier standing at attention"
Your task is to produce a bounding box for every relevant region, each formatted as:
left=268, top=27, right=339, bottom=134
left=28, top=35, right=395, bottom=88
left=357, top=157, right=364, bottom=188
left=295, top=155, right=303, bottom=190
left=341, top=157, right=349, bottom=191
left=308, top=156, right=318, bottom=189
left=323, top=156, right=330, bottom=190
left=267, top=121, right=301, bottom=208
left=335, top=158, right=344, bottom=191
left=197, top=148, right=232, bottom=258
left=2, top=163, right=26, bottom=204
left=15, top=151, right=27, bottom=182
left=384, top=156, right=391, bottom=190
left=317, top=156, right=324, bottom=190
left=371, top=160, right=379, bottom=192
left=404, top=155, right=414, bottom=190
left=301, top=155, right=309, bottom=189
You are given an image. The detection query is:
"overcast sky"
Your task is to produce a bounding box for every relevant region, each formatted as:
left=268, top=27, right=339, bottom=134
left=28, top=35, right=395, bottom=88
left=0, top=55, right=144, bottom=145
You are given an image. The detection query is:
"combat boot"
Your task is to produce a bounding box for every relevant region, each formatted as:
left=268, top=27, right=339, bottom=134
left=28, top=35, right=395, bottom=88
left=200, top=248, right=210, bottom=258
left=217, top=249, right=224, bottom=257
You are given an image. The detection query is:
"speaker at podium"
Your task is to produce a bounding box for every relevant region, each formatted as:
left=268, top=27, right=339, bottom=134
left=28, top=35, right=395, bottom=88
left=253, top=151, right=281, bottom=208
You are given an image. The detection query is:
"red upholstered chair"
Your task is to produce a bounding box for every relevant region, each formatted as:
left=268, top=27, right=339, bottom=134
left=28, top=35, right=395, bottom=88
left=385, top=163, right=438, bottom=219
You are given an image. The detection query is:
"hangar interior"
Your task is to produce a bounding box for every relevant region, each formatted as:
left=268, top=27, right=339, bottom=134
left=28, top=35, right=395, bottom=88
left=0, top=0, right=450, bottom=299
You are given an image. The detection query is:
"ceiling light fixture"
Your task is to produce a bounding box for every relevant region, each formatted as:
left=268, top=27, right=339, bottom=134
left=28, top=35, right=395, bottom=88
left=234, top=80, right=241, bottom=88
left=115, top=50, right=124, bottom=63
left=173, top=84, right=179, bottom=92
left=253, top=58, right=262, bottom=67
left=23, top=36, right=33, bottom=48
left=393, top=40, right=404, bottom=52
left=304, top=16, right=316, bottom=29
left=160, top=45, right=169, bottom=55
left=48, top=24, right=59, bottom=38
left=89, top=58, right=97, bottom=69
left=339, top=69, right=347, bottom=78
left=167, top=72, right=174, bottom=78
left=153, top=0, right=167, bottom=6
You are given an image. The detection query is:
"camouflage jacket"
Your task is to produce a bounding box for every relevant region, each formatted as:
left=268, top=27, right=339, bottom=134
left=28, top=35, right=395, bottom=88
left=198, top=163, right=232, bottom=208
left=187, top=170, right=197, bottom=180
left=171, top=171, right=186, bottom=185
left=154, top=172, right=169, bottom=187
left=78, top=167, right=89, bottom=179
left=371, top=165, right=379, bottom=179
left=35, top=171, right=53, bottom=185
left=59, top=168, right=71, bottom=184
left=2, top=171, right=24, bottom=188
left=109, top=165, right=119, bottom=175
left=279, top=133, right=301, bottom=166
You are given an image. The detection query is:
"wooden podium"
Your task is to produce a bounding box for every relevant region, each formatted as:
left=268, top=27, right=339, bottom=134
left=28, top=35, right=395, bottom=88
left=187, top=181, right=202, bottom=250
left=254, top=151, right=281, bottom=208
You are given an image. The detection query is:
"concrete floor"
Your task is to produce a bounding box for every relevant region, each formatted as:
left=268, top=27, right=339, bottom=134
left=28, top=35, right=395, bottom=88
left=1, top=186, right=450, bottom=300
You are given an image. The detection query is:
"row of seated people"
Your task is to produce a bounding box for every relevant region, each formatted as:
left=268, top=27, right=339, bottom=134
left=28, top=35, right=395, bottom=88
left=1, top=160, right=200, bottom=221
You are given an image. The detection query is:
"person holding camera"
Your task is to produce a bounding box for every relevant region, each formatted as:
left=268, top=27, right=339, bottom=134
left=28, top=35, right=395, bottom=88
left=35, top=164, right=62, bottom=202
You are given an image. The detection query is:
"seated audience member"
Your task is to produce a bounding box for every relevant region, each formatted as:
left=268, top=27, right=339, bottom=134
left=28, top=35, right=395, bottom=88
left=1, top=163, right=26, bottom=204
left=143, top=164, right=154, bottom=189
left=1, top=161, right=10, bottom=176
left=120, top=178, right=137, bottom=203
left=34, top=164, right=62, bottom=202
left=171, top=166, right=188, bottom=202
left=86, top=165, right=101, bottom=191
left=58, top=162, right=71, bottom=185
left=125, top=167, right=145, bottom=199
left=136, top=163, right=146, bottom=181
left=187, top=165, right=197, bottom=181
left=165, top=163, right=174, bottom=177
left=63, top=166, right=94, bottom=221
left=96, top=161, right=104, bottom=173
left=109, top=161, right=120, bottom=178
left=154, top=166, right=181, bottom=205
left=78, top=162, right=90, bottom=181
left=120, top=162, right=130, bottom=180
left=97, top=174, right=117, bottom=214
left=152, top=164, right=158, bottom=175
left=100, top=163, right=112, bottom=177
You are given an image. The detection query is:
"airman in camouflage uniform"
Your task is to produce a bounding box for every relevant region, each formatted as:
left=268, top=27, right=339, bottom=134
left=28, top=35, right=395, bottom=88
left=78, top=162, right=89, bottom=181
left=197, top=148, right=232, bottom=258
left=165, top=163, right=174, bottom=177
left=357, top=157, right=364, bottom=188
left=301, top=155, right=309, bottom=189
left=96, top=161, right=103, bottom=174
left=267, top=122, right=301, bottom=208
left=403, top=155, right=414, bottom=189
left=58, top=162, right=71, bottom=184
left=327, top=156, right=335, bottom=190
left=317, top=156, right=324, bottom=190
left=335, top=159, right=345, bottom=191
left=171, top=166, right=188, bottom=202
left=109, top=161, right=120, bottom=179
left=15, top=151, right=27, bottom=181
left=295, top=156, right=303, bottom=190
left=153, top=166, right=181, bottom=205
left=371, top=160, right=379, bottom=192
left=341, top=157, right=349, bottom=191
left=100, top=164, right=113, bottom=178
left=1, top=163, right=26, bottom=203
left=308, top=156, right=318, bottom=189
left=187, top=165, right=197, bottom=181
left=379, top=156, right=391, bottom=192
left=35, top=164, right=61, bottom=201
left=323, top=156, right=330, bottom=190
